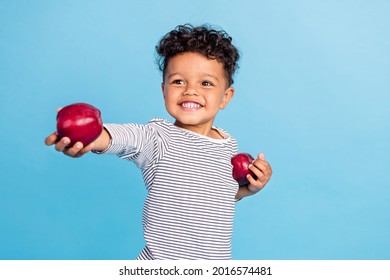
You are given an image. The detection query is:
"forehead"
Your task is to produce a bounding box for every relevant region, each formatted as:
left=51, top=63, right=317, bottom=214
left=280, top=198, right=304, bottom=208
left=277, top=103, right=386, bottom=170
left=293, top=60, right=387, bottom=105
left=165, top=52, right=225, bottom=77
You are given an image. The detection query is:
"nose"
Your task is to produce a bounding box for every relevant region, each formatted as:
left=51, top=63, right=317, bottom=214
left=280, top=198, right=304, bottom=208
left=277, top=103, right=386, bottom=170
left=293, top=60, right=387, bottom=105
left=183, top=87, right=198, bottom=96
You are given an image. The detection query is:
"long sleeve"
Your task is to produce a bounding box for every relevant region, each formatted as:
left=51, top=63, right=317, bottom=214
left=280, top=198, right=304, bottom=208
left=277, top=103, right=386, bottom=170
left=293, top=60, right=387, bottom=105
left=98, top=122, right=162, bottom=170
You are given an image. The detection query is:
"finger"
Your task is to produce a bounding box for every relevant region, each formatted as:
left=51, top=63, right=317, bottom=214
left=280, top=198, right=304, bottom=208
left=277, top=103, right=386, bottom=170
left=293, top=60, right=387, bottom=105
left=54, top=137, right=71, bottom=152
left=246, top=174, right=258, bottom=186
left=74, top=142, right=95, bottom=157
left=83, top=141, right=95, bottom=153
left=63, top=142, right=84, bottom=157
left=246, top=175, right=262, bottom=192
left=252, top=159, right=272, bottom=177
left=248, top=165, right=267, bottom=186
left=45, top=132, right=59, bottom=146
left=249, top=161, right=272, bottom=187
left=258, top=152, right=265, bottom=161
left=250, top=160, right=268, bottom=177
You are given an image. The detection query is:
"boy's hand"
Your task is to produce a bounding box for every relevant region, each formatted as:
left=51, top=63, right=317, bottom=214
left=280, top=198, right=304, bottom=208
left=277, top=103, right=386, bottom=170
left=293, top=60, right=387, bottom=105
left=246, top=153, right=272, bottom=193
left=45, top=106, right=110, bottom=157
left=45, top=132, right=95, bottom=158
left=235, top=153, right=272, bottom=200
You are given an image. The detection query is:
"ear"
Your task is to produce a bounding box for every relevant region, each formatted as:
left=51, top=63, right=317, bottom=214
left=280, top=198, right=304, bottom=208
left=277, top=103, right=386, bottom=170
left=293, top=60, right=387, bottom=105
left=220, top=87, right=235, bottom=109
left=161, top=82, right=166, bottom=99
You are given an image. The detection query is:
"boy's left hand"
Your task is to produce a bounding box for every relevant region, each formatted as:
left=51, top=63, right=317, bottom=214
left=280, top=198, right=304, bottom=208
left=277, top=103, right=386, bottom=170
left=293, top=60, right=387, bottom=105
left=246, top=153, right=272, bottom=194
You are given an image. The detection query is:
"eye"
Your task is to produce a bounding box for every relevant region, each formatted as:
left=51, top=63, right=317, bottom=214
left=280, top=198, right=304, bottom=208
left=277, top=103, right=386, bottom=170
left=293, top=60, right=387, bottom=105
left=172, top=79, right=185, bottom=85
left=201, top=81, right=213, bottom=87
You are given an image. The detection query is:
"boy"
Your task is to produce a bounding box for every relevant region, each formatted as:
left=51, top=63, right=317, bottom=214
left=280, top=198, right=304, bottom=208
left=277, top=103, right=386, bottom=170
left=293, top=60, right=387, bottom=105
left=45, top=24, right=272, bottom=259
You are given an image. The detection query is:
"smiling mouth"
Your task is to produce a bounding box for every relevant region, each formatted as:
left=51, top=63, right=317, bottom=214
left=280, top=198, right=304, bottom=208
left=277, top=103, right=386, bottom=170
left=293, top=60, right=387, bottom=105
left=180, top=101, right=203, bottom=110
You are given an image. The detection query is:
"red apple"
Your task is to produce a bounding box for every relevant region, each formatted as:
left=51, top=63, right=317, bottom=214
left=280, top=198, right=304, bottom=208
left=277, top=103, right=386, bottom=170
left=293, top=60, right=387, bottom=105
left=231, top=153, right=257, bottom=185
left=56, top=103, right=103, bottom=147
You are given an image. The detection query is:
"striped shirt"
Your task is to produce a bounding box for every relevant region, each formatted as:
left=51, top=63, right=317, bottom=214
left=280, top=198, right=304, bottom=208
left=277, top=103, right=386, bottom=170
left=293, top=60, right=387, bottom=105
left=100, top=118, right=239, bottom=259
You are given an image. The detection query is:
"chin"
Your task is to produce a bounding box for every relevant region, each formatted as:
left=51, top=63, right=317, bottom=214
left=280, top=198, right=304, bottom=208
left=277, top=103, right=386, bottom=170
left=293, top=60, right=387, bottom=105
left=174, top=119, right=199, bottom=127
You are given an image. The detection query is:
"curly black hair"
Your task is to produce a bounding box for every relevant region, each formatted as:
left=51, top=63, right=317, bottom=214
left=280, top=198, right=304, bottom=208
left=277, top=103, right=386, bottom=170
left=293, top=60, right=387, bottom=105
left=156, top=24, right=240, bottom=86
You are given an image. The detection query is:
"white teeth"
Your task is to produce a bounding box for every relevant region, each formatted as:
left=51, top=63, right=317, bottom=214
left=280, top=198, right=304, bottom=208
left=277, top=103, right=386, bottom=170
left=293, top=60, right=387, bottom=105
left=181, top=102, right=201, bottom=109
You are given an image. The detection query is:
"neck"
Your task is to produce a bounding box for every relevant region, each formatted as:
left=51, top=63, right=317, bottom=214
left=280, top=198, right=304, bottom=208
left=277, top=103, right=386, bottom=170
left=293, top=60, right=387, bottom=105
left=174, top=121, right=223, bottom=139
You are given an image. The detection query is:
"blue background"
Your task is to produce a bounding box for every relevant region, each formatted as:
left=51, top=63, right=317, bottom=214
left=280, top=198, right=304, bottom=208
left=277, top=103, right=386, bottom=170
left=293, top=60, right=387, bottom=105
left=1, top=0, right=389, bottom=260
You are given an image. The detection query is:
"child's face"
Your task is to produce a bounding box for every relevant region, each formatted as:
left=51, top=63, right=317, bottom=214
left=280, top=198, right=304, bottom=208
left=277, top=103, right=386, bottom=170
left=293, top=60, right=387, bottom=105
left=162, top=52, right=234, bottom=137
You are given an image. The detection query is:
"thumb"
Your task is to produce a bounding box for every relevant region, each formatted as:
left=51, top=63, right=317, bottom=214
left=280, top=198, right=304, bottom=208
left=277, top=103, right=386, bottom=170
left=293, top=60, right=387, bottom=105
left=258, top=153, right=265, bottom=160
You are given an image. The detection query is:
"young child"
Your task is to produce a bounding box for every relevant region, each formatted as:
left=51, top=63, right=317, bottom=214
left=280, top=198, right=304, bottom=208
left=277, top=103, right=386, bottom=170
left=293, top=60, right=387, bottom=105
left=45, top=24, right=272, bottom=260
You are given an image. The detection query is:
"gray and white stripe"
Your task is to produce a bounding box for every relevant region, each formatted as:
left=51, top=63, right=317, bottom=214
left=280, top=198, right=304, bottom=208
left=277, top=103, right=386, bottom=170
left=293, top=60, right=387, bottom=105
left=101, top=118, right=238, bottom=260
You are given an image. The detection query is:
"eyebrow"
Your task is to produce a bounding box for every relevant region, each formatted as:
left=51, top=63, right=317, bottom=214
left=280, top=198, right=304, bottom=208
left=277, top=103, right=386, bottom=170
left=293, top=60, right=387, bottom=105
left=167, top=72, right=219, bottom=81
left=166, top=72, right=180, bottom=80
left=202, top=73, right=219, bottom=81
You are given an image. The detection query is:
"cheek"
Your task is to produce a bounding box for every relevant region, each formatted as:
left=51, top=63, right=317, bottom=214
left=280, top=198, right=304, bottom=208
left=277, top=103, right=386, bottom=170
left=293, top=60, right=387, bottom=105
left=163, top=92, right=177, bottom=108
